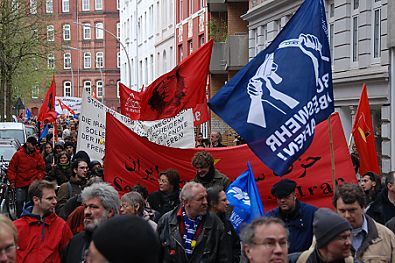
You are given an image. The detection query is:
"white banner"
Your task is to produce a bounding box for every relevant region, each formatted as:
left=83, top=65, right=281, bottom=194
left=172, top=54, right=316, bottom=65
left=77, top=90, right=195, bottom=162
left=55, top=96, right=82, bottom=115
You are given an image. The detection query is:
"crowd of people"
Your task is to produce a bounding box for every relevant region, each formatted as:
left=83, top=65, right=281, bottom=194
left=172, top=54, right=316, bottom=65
left=1, top=117, right=395, bottom=263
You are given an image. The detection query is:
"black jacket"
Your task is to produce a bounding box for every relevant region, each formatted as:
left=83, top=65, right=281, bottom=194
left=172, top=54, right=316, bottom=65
left=288, top=248, right=360, bottom=263
left=218, top=213, right=240, bottom=263
left=366, top=188, right=395, bottom=224
left=157, top=206, right=228, bottom=263
left=62, top=230, right=92, bottom=263
left=148, top=190, right=180, bottom=217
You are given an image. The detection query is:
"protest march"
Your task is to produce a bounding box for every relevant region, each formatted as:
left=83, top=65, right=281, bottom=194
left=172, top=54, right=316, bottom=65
left=1, top=0, right=394, bottom=262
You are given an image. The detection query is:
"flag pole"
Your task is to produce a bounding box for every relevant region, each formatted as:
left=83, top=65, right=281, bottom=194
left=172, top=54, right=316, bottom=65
left=328, top=115, right=337, bottom=194
left=348, top=133, right=353, bottom=149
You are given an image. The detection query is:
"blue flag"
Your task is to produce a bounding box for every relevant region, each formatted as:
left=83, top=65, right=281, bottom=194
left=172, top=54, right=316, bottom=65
left=26, top=108, right=31, bottom=119
left=208, top=0, right=334, bottom=175
left=39, top=124, right=49, bottom=142
left=226, top=162, right=264, bottom=234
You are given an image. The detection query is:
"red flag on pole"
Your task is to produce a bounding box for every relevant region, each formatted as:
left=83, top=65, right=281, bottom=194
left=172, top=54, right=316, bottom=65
left=351, top=84, right=380, bottom=175
left=119, top=83, right=142, bottom=119
left=136, top=40, right=213, bottom=120
left=37, top=76, right=56, bottom=123
left=57, top=98, right=76, bottom=116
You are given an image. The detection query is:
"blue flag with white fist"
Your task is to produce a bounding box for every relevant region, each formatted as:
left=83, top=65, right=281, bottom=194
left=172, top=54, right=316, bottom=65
left=208, top=0, right=334, bottom=175
left=226, top=162, right=264, bottom=234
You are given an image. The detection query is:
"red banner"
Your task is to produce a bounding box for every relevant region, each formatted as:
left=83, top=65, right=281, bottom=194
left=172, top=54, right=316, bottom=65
left=351, top=84, right=380, bottom=175
left=104, top=112, right=356, bottom=211
left=37, top=76, right=56, bottom=123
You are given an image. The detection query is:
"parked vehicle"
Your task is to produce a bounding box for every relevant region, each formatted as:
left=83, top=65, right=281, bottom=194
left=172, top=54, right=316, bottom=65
left=0, top=156, right=16, bottom=220
left=0, top=122, right=27, bottom=145
left=24, top=124, right=38, bottom=139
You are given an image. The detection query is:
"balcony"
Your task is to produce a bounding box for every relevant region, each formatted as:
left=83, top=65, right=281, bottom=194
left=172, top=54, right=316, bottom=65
left=210, top=34, right=248, bottom=74
left=207, top=0, right=227, bottom=12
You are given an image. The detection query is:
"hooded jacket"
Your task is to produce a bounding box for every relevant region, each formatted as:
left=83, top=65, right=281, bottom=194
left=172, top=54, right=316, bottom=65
left=13, top=203, right=73, bottom=263
left=7, top=146, right=46, bottom=188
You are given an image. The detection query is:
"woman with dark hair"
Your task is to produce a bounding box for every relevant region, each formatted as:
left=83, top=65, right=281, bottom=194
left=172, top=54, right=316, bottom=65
left=41, top=142, right=54, bottom=172
left=147, top=169, right=180, bottom=217
left=360, top=171, right=382, bottom=210
left=47, top=151, right=73, bottom=185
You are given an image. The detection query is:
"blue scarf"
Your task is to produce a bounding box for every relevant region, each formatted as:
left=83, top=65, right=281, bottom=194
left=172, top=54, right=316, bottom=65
left=182, top=207, right=202, bottom=258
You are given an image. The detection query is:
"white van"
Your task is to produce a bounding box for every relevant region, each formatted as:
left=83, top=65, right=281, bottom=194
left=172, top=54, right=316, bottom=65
left=0, top=122, right=27, bottom=145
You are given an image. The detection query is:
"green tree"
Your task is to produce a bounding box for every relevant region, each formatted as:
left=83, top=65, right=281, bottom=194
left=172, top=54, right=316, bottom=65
left=0, top=0, right=53, bottom=121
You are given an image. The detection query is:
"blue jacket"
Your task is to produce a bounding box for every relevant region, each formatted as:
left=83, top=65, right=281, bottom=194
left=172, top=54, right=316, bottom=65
left=265, top=200, right=317, bottom=253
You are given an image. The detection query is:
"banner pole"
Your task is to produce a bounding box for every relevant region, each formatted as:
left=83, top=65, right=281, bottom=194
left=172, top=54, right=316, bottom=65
left=328, top=115, right=337, bottom=195
left=348, top=133, right=353, bottom=150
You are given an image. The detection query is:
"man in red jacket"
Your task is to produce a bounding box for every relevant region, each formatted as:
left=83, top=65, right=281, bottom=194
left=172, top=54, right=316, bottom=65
left=7, top=136, right=46, bottom=217
left=13, top=180, right=73, bottom=263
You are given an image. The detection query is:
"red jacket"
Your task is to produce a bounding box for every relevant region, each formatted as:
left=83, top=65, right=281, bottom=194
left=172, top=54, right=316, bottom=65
left=13, top=206, right=73, bottom=263
left=7, top=146, right=46, bottom=188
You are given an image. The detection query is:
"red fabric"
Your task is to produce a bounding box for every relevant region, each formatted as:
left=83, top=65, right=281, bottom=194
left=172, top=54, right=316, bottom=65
left=57, top=98, right=76, bottom=115
left=7, top=147, right=46, bottom=188
left=351, top=84, right=380, bottom=175
left=66, top=205, right=85, bottom=235
left=136, top=40, right=213, bottom=120
left=119, top=82, right=142, bottom=120
left=38, top=77, right=56, bottom=123
left=13, top=213, right=73, bottom=263
left=104, top=112, right=356, bottom=211
left=193, top=101, right=210, bottom=126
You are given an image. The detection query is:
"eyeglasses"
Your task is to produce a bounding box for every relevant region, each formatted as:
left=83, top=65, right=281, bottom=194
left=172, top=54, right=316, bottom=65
left=0, top=244, right=16, bottom=255
left=252, top=239, right=288, bottom=249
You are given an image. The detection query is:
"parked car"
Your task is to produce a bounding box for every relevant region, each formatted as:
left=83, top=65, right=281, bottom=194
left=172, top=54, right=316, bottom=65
left=0, top=139, right=20, bottom=167
left=0, top=122, right=27, bottom=145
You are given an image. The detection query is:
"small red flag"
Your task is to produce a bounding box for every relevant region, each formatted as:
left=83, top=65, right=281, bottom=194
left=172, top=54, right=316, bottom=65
left=119, top=83, right=142, bottom=120
left=37, top=77, right=56, bottom=123
left=57, top=98, right=76, bottom=116
left=351, top=84, right=380, bottom=175
left=137, top=40, right=213, bottom=120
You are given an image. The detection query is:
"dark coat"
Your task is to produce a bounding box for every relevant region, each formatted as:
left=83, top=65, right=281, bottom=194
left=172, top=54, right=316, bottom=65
left=193, top=168, right=230, bottom=191
left=366, top=188, right=395, bottom=225
left=148, top=189, right=180, bottom=217
left=288, top=248, right=359, bottom=263
left=265, top=200, right=317, bottom=254
left=48, top=163, right=73, bottom=185
left=218, top=213, right=240, bottom=263
left=62, top=230, right=93, bottom=263
left=157, top=206, right=228, bottom=263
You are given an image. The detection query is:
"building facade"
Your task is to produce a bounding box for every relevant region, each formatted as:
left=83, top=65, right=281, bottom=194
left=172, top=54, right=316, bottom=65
left=46, top=0, right=120, bottom=109
left=243, top=0, right=394, bottom=173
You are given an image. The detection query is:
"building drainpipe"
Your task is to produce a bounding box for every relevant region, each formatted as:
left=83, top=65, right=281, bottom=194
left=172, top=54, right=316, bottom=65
left=390, top=48, right=395, bottom=171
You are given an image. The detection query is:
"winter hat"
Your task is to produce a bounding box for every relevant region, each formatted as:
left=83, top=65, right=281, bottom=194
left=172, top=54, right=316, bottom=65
left=271, top=179, right=297, bottom=198
left=313, top=208, right=352, bottom=248
left=64, top=141, right=75, bottom=149
left=26, top=136, right=38, bottom=145
left=92, top=215, right=160, bottom=263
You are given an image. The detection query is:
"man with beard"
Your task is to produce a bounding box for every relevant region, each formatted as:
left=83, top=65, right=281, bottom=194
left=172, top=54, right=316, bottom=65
left=192, top=151, right=230, bottom=190
left=157, top=182, right=228, bottom=262
left=63, top=182, right=120, bottom=263
left=13, top=180, right=73, bottom=263
left=265, top=179, right=317, bottom=253
left=56, top=159, right=89, bottom=214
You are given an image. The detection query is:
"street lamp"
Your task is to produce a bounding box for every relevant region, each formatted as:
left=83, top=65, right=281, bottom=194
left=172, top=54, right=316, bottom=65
left=73, top=21, right=132, bottom=87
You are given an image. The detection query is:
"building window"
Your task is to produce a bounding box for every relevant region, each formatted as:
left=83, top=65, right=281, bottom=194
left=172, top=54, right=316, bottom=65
left=83, top=24, right=91, bottom=39
left=117, top=0, right=120, bottom=10
left=30, top=0, right=37, bottom=14
left=64, top=81, right=72, bottom=97
left=47, top=25, right=54, bottom=41
left=46, top=0, right=53, bottom=13
left=48, top=54, right=55, bottom=69
left=63, top=24, right=71, bottom=41
left=199, top=35, right=204, bottom=47
left=373, top=8, right=381, bottom=58
left=96, top=80, right=103, bottom=97
left=117, top=52, right=120, bottom=68
left=96, top=52, right=104, bottom=68
left=352, top=16, right=358, bottom=62
left=82, top=0, right=90, bottom=11
left=200, top=0, right=204, bottom=9
left=189, top=0, right=193, bottom=15
left=84, top=80, right=91, bottom=94
left=353, top=0, right=359, bottom=10
left=64, top=53, right=71, bottom=69
left=95, top=0, right=103, bottom=10
left=117, top=22, right=120, bottom=39
left=116, top=81, right=120, bottom=98
left=179, top=45, right=183, bottom=62
left=95, top=22, right=104, bottom=39
left=179, top=0, right=183, bottom=20
left=32, top=85, right=39, bottom=98
left=62, top=0, right=69, bottom=12
left=188, top=40, right=193, bottom=55
left=84, top=52, right=91, bottom=69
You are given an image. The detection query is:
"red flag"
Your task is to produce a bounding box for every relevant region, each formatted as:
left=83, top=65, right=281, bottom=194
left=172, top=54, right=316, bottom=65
left=193, top=101, right=210, bottom=126
left=119, top=83, right=142, bottom=120
left=351, top=84, right=380, bottom=175
left=104, top=112, right=356, bottom=211
left=137, top=40, right=213, bottom=120
left=37, top=77, right=56, bottom=123
left=57, top=98, right=76, bottom=116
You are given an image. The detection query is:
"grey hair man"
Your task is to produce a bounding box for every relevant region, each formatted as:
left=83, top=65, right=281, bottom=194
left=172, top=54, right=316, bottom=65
left=333, top=183, right=395, bottom=262
left=241, top=217, right=288, bottom=263
left=63, top=182, right=120, bottom=263
left=121, top=191, right=157, bottom=230
left=157, top=181, right=228, bottom=262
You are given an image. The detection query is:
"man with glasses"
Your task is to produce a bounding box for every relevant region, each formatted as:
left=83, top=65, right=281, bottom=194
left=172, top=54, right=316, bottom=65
left=240, top=217, right=288, bottom=263
left=0, top=214, right=18, bottom=263
left=289, top=208, right=360, bottom=263
left=157, top=181, right=228, bottom=262
left=13, top=180, right=73, bottom=262
left=265, top=179, right=317, bottom=253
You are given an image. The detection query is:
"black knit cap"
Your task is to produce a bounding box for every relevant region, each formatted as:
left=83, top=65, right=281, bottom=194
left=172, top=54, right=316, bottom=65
left=26, top=136, right=38, bottom=145
left=92, top=215, right=160, bottom=263
left=313, top=208, right=352, bottom=248
left=271, top=179, right=297, bottom=198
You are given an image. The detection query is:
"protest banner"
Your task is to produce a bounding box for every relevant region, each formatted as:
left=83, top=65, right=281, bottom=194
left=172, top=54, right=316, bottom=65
left=105, top=112, right=357, bottom=211
left=77, top=90, right=195, bottom=162
left=55, top=96, right=82, bottom=115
